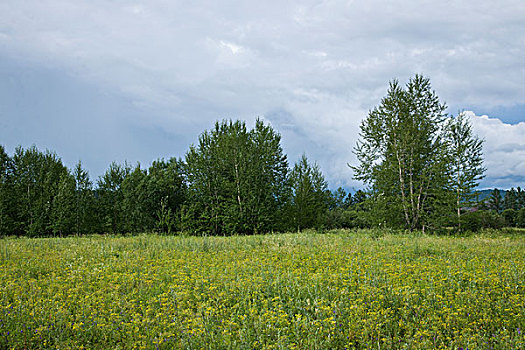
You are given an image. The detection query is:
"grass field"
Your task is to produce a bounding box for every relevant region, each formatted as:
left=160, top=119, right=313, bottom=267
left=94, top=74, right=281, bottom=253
left=1, top=230, right=524, bottom=349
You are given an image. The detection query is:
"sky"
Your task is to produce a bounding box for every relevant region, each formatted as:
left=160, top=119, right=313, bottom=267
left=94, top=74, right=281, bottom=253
left=1, top=0, right=524, bottom=191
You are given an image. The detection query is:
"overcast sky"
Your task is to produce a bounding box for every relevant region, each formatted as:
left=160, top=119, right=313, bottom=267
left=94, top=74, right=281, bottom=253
left=1, top=0, right=524, bottom=190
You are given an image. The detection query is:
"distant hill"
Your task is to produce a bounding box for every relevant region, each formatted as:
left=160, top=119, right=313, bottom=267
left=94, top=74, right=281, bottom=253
left=475, top=189, right=507, bottom=202
left=341, top=188, right=509, bottom=202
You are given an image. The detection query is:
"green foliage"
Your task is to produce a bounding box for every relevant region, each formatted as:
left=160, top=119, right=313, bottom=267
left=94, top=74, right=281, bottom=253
left=519, top=187, right=525, bottom=209
left=517, top=208, right=525, bottom=228
left=352, top=75, right=485, bottom=231
left=351, top=190, right=367, bottom=209
left=461, top=210, right=505, bottom=232
left=72, top=161, right=96, bottom=235
left=503, top=187, right=525, bottom=212
left=51, top=172, right=76, bottom=236
left=0, top=96, right=520, bottom=238
left=322, top=189, right=374, bottom=230
left=122, top=164, right=150, bottom=232
left=324, top=208, right=370, bottom=229
left=487, top=188, right=503, bottom=213
left=1, top=145, right=76, bottom=236
left=146, top=158, right=186, bottom=233
left=3, top=146, right=70, bottom=236
left=503, top=188, right=518, bottom=210
left=446, top=112, right=485, bottom=230
left=327, top=187, right=349, bottom=210
left=97, top=162, right=131, bottom=234
left=156, top=196, right=175, bottom=234
left=352, top=75, right=450, bottom=230
left=185, top=119, right=288, bottom=235
left=287, top=154, right=328, bottom=231
left=460, top=211, right=484, bottom=232
left=502, top=209, right=517, bottom=227
left=0, top=145, right=12, bottom=235
left=94, top=158, right=186, bottom=235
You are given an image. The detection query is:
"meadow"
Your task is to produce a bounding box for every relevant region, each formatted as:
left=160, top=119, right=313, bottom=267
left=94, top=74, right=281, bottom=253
left=1, top=230, right=524, bottom=349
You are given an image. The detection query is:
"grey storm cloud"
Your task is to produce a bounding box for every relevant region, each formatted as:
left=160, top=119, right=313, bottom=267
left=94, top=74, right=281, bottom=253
left=1, top=0, right=524, bottom=188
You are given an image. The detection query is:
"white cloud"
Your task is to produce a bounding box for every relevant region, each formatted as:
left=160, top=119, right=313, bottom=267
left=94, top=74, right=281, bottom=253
left=468, top=112, right=525, bottom=188
left=219, top=41, right=245, bottom=55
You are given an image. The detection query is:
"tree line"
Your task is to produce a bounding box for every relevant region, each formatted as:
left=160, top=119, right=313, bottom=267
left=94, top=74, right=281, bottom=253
left=479, top=188, right=525, bottom=229
left=0, top=120, right=368, bottom=237
left=1, top=75, right=523, bottom=237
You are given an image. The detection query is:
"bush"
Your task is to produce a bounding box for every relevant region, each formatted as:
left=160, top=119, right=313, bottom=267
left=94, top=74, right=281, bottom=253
left=482, top=210, right=505, bottom=229
left=517, top=208, right=525, bottom=228
left=502, top=209, right=517, bottom=227
left=461, top=211, right=483, bottom=232
left=324, top=209, right=370, bottom=229
left=461, top=210, right=504, bottom=232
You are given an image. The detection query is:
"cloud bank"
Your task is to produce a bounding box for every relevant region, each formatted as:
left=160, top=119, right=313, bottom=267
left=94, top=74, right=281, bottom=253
left=1, top=0, right=524, bottom=188
left=468, top=112, right=525, bottom=189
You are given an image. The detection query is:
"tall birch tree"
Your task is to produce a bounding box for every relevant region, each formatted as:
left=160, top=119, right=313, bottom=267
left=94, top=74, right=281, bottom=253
left=351, top=75, right=450, bottom=230
left=185, top=119, right=288, bottom=235
left=446, top=112, right=485, bottom=230
left=288, top=154, right=328, bottom=231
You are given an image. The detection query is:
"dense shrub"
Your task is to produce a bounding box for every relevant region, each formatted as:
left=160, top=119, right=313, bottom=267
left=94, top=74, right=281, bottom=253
left=517, top=208, right=525, bottom=228
left=461, top=210, right=505, bottom=232
left=502, top=209, right=517, bottom=227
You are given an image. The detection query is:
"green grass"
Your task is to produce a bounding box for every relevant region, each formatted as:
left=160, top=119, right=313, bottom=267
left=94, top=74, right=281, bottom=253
left=1, top=230, right=524, bottom=349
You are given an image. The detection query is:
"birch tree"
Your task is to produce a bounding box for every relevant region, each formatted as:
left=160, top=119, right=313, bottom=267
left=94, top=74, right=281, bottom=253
left=351, top=75, right=449, bottom=230
left=185, top=119, right=288, bottom=235
left=0, top=145, right=11, bottom=235
left=446, top=112, right=485, bottom=230
left=73, top=161, right=95, bottom=235
left=288, top=154, right=328, bottom=231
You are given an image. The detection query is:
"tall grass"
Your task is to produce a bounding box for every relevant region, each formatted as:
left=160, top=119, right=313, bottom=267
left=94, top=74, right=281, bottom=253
left=1, top=230, right=524, bottom=349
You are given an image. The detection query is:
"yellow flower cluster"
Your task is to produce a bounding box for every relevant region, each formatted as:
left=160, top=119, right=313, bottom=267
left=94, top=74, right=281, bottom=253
left=0, top=230, right=524, bottom=349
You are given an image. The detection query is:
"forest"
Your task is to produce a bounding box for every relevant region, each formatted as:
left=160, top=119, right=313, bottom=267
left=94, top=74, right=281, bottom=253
left=0, top=123, right=363, bottom=237
left=1, top=75, right=525, bottom=237
left=1, top=139, right=525, bottom=238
